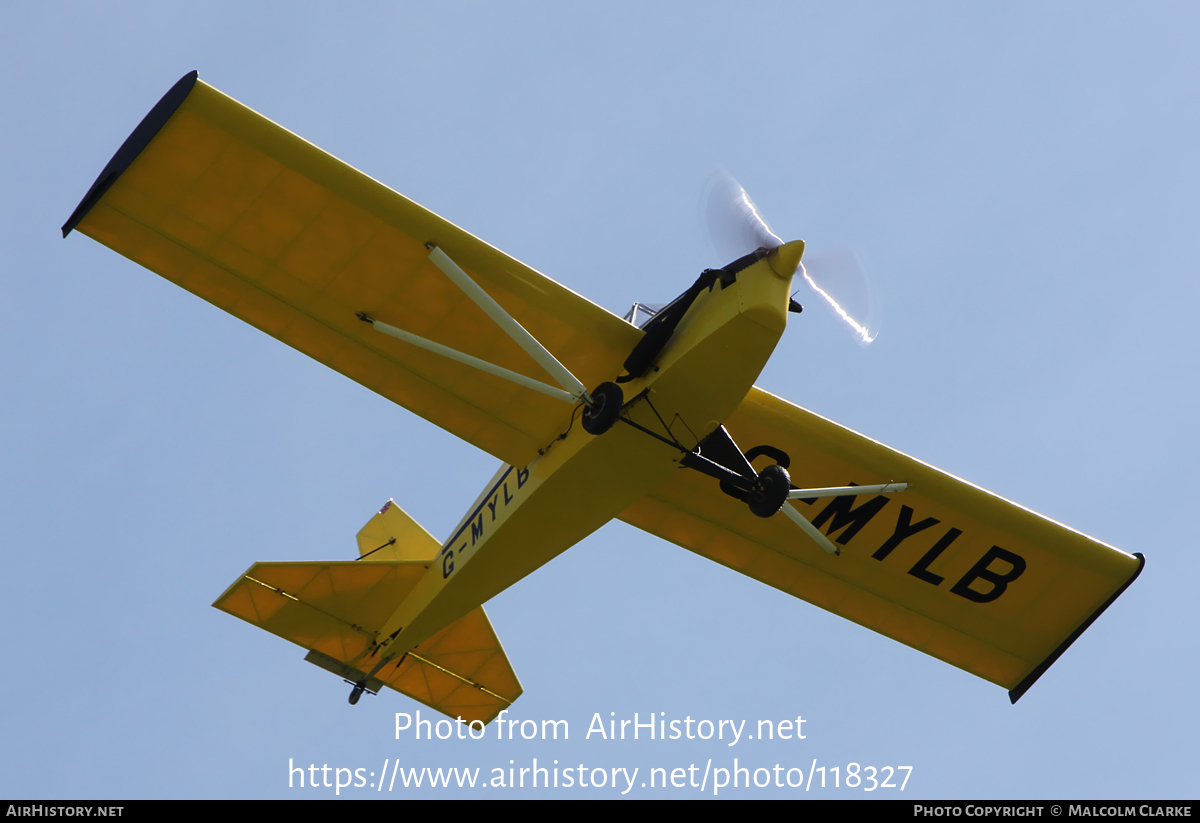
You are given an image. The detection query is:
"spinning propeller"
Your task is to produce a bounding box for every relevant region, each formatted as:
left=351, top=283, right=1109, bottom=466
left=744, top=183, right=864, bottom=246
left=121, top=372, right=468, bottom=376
left=702, top=172, right=879, bottom=346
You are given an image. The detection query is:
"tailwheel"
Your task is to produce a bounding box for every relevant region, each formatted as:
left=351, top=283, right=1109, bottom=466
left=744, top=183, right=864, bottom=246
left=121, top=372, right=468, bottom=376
left=348, top=682, right=366, bottom=705
left=748, top=463, right=791, bottom=518
left=582, top=382, right=623, bottom=435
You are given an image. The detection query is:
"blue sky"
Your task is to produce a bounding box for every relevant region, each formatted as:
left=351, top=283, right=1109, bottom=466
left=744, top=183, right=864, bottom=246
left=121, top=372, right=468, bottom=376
left=2, top=2, right=1196, bottom=798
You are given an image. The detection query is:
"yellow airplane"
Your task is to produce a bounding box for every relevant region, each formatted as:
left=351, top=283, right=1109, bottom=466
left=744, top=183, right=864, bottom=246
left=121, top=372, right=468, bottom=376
left=63, top=72, right=1143, bottom=725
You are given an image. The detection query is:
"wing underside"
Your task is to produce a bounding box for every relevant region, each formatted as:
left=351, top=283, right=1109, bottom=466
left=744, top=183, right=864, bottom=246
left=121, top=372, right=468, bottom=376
left=620, top=388, right=1143, bottom=701
left=65, top=72, right=639, bottom=467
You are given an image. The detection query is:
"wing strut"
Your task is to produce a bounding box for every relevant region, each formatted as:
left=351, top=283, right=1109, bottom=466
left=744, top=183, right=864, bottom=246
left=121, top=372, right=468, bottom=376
left=426, top=246, right=591, bottom=402
left=782, top=485, right=909, bottom=555
left=358, top=245, right=594, bottom=406
left=789, top=483, right=908, bottom=499
left=359, top=314, right=580, bottom=404
left=781, top=503, right=842, bottom=555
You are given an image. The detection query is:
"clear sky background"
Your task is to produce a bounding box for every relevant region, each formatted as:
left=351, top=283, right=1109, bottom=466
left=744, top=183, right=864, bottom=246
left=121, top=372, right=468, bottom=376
left=2, top=2, right=1196, bottom=799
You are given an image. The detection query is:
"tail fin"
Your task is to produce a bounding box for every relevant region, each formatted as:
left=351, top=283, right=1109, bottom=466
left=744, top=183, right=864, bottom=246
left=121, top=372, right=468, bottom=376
left=356, top=499, right=439, bottom=561
left=213, top=501, right=522, bottom=723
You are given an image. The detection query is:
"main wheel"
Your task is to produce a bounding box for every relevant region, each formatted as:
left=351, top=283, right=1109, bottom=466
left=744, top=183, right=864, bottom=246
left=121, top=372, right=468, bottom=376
left=748, top=463, right=791, bottom=518
left=582, top=382, right=623, bottom=435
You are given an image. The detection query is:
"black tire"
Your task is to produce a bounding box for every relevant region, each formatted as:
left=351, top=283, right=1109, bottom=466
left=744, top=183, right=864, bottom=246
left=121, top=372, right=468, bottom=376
left=349, top=684, right=364, bottom=705
left=582, top=382, right=623, bottom=435
left=748, top=463, right=791, bottom=518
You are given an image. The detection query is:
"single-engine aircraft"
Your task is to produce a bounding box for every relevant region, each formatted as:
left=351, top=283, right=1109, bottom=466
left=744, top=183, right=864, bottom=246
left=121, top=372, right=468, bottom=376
left=63, top=72, right=1143, bottom=725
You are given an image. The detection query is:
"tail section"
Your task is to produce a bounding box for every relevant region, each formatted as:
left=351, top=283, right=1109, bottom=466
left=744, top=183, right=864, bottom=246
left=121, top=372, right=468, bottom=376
left=213, top=501, right=522, bottom=723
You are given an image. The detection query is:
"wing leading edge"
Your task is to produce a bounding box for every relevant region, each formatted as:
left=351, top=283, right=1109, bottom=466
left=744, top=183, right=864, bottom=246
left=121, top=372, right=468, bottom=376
left=64, top=72, right=639, bottom=468
left=620, top=387, right=1143, bottom=702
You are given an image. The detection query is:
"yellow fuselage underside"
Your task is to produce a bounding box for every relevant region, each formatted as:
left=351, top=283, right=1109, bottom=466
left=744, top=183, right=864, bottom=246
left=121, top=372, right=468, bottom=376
left=370, top=253, right=795, bottom=664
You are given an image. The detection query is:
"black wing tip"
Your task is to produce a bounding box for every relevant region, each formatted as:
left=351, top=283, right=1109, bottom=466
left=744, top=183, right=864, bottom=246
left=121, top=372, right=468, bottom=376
left=1008, top=551, right=1146, bottom=704
left=61, top=70, right=200, bottom=238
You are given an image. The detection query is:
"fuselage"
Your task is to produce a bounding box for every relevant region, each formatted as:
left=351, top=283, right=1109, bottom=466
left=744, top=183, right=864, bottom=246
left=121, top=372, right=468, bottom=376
left=368, top=244, right=801, bottom=668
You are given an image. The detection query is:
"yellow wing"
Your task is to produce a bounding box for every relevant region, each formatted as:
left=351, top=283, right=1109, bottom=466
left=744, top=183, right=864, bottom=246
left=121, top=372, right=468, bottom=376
left=620, top=387, right=1143, bottom=702
left=64, top=72, right=639, bottom=467
left=214, top=560, right=521, bottom=723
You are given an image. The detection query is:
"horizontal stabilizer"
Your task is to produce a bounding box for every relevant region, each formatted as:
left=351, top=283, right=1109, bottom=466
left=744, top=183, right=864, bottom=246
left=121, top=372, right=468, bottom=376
left=370, top=606, right=522, bottom=723
left=214, top=560, right=521, bottom=723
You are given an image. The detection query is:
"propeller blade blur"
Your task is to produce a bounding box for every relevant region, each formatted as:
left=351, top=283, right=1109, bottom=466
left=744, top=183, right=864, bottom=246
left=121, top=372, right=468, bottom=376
left=800, top=249, right=879, bottom=346
left=702, top=172, right=782, bottom=262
